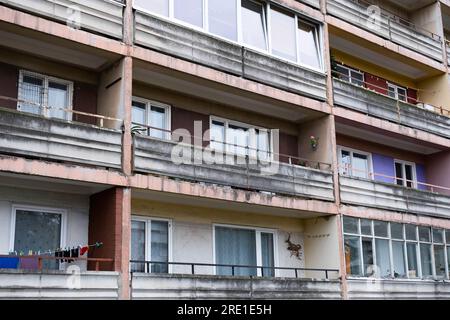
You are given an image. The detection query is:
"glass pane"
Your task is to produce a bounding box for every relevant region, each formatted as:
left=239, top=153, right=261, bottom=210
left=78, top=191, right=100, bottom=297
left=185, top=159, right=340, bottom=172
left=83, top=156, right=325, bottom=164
left=375, top=239, right=391, bottom=278
left=208, top=0, right=237, bottom=40
left=373, top=221, right=388, bottom=237
left=406, top=243, right=418, bottom=278
left=395, top=162, right=404, bottom=186
left=241, top=0, right=267, bottom=50
left=261, top=233, right=274, bottom=277
left=405, top=225, right=417, bottom=241
left=434, top=245, right=446, bottom=277
left=391, top=223, right=403, bottom=240
left=149, top=106, right=167, bottom=139
left=134, top=0, right=169, bottom=16
left=298, top=21, right=320, bottom=69
left=131, top=220, right=146, bottom=272
left=14, top=210, right=61, bottom=270
left=19, top=75, right=44, bottom=115
left=215, top=227, right=257, bottom=276
left=174, top=0, right=203, bottom=27
left=210, top=120, right=225, bottom=152
left=227, top=124, right=249, bottom=157
left=447, top=246, right=450, bottom=276
left=48, top=82, right=68, bottom=120
left=352, top=153, right=369, bottom=179
left=397, top=88, right=407, bottom=102
left=360, top=219, right=372, bottom=236
left=344, top=235, right=362, bottom=276
left=362, top=237, right=374, bottom=277
left=446, top=230, right=450, bottom=244
left=132, top=101, right=147, bottom=135
left=343, top=216, right=359, bottom=234
left=340, top=150, right=351, bottom=176
left=350, top=71, right=364, bottom=86
left=433, top=228, right=444, bottom=244
left=420, top=243, right=432, bottom=277
left=151, top=221, right=169, bottom=273
left=392, top=241, right=406, bottom=278
left=270, top=8, right=296, bottom=61
left=336, top=65, right=349, bottom=82
left=388, top=85, right=396, bottom=99
left=419, top=227, right=431, bottom=242
left=405, top=164, right=414, bottom=188
left=257, top=129, right=270, bottom=161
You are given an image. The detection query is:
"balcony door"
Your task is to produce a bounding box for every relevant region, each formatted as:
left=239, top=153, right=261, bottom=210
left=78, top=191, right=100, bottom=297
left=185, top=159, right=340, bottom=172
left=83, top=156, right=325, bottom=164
left=132, top=98, right=171, bottom=140
left=394, top=160, right=416, bottom=188
left=338, top=146, right=372, bottom=179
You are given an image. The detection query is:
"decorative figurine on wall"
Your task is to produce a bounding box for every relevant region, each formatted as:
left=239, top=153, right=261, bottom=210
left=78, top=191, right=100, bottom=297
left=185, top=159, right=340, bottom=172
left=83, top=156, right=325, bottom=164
left=285, top=233, right=302, bottom=260
left=310, top=135, right=319, bottom=151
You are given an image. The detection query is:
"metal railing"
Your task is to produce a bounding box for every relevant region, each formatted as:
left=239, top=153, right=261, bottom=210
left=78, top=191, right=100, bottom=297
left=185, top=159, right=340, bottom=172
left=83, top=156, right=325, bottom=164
left=339, top=165, right=450, bottom=194
left=130, top=260, right=339, bottom=280
left=332, top=68, right=450, bottom=118
left=132, top=122, right=333, bottom=171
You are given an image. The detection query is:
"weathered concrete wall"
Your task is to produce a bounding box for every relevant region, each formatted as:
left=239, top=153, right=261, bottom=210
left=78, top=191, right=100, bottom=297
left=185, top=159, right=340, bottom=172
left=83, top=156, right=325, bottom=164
left=0, top=107, right=123, bottom=169
left=410, top=2, right=443, bottom=38
left=0, top=0, right=124, bottom=40
left=0, top=185, right=89, bottom=263
left=417, top=73, right=450, bottom=113
left=298, top=116, right=334, bottom=167
left=131, top=274, right=342, bottom=300
left=347, top=278, right=450, bottom=299
left=0, top=270, right=119, bottom=299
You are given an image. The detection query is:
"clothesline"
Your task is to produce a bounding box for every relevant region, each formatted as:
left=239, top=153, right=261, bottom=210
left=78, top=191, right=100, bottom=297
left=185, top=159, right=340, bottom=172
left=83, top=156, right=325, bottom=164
left=8, top=242, right=103, bottom=257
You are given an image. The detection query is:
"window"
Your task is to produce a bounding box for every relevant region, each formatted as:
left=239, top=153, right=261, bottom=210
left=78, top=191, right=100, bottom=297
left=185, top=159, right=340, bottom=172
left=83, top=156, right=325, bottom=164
left=395, top=160, right=416, bottom=188
left=214, top=225, right=276, bottom=277
left=335, top=65, right=364, bottom=86
left=388, top=83, right=407, bottom=102
left=297, top=20, right=321, bottom=69
left=208, top=0, right=237, bottom=40
left=343, top=217, right=450, bottom=280
left=241, top=0, right=268, bottom=51
left=270, top=7, right=296, bottom=61
left=131, top=217, right=170, bottom=273
left=11, top=206, right=65, bottom=270
left=338, top=147, right=372, bottom=179
left=174, top=0, right=203, bottom=27
left=18, top=70, right=73, bottom=121
left=134, top=0, right=169, bottom=16
left=210, top=117, right=272, bottom=160
left=132, top=98, right=171, bottom=140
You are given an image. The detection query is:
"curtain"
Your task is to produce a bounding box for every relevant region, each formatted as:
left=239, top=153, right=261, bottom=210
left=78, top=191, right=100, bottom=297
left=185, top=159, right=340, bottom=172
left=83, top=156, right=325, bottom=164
left=344, top=235, right=362, bottom=276
left=261, top=232, right=274, bottom=277
left=215, top=226, right=257, bottom=276
left=48, top=81, right=68, bottom=120
left=420, top=244, right=432, bottom=277
left=150, top=221, right=169, bottom=273
left=375, top=239, right=390, bottom=278
left=131, top=220, right=146, bottom=272
left=392, top=241, right=406, bottom=278
left=406, top=243, right=418, bottom=278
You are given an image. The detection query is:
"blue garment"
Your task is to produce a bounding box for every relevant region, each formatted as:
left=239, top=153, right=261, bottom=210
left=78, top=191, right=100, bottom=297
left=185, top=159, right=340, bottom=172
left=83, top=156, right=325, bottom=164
left=0, top=257, right=19, bottom=269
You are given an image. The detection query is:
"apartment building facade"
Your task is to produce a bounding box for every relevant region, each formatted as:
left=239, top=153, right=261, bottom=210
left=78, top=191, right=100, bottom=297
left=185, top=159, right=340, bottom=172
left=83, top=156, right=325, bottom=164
left=0, top=0, right=449, bottom=300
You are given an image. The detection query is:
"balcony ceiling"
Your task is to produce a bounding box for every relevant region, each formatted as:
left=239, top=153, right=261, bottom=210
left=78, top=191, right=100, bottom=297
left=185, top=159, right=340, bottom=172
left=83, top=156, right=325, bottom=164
left=330, top=33, right=440, bottom=79
left=335, top=120, right=443, bottom=155
left=386, top=0, right=436, bottom=11
left=133, top=63, right=323, bottom=123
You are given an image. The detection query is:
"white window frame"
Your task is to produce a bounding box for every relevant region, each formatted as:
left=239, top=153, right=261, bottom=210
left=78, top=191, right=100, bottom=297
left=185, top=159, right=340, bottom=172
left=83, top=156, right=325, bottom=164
left=18, top=70, right=74, bottom=121
left=387, top=82, right=407, bottom=102
left=133, top=0, right=324, bottom=73
left=210, top=115, right=274, bottom=161
left=130, top=215, right=173, bottom=274
left=335, top=64, right=364, bottom=86
left=212, top=223, right=279, bottom=277
left=337, top=146, right=373, bottom=179
left=9, top=204, right=67, bottom=270
left=394, top=159, right=417, bottom=189
left=132, top=97, right=172, bottom=140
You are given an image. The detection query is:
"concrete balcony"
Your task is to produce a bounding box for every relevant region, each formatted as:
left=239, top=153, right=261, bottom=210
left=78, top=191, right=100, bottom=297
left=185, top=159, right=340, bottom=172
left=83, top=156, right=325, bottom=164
left=0, top=270, right=120, bottom=299
left=0, top=107, right=123, bottom=169
left=333, top=79, right=450, bottom=138
left=0, top=0, right=125, bottom=40
left=131, top=274, right=342, bottom=300
left=339, top=175, right=450, bottom=218
left=347, top=278, right=450, bottom=299
left=133, top=135, right=335, bottom=202
left=134, top=11, right=327, bottom=101
left=327, top=0, right=443, bottom=62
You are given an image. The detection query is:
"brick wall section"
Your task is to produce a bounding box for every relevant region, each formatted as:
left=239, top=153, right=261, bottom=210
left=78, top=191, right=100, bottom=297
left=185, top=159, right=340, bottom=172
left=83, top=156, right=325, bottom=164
left=73, top=82, right=98, bottom=125
left=0, top=62, right=18, bottom=109
left=88, top=187, right=124, bottom=272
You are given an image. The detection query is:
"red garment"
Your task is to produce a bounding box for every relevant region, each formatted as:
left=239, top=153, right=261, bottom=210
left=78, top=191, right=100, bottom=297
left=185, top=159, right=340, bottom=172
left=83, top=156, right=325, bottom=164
left=80, top=246, right=89, bottom=256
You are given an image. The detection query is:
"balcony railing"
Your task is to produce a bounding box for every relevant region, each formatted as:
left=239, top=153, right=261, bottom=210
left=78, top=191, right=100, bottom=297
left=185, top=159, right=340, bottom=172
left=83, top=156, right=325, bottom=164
left=132, top=124, right=335, bottom=202
left=133, top=10, right=327, bottom=101
left=0, top=0, right=125, bottom=40
left=0, top=96, right=123, bottom=169
left=339, top=168, right=450, bottom=218
left=327, top=0, right=443, bottom=61
left=332, top=76, right=450, bottom=138
left=130, top=260, right=341, bottom=300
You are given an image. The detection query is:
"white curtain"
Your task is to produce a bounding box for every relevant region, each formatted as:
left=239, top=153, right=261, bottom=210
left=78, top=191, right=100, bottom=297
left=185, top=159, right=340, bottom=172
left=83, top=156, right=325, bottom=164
left=131, top=221, right=146, bottom=272
left=48, top=82, right=68, bottom=120
left=150, top=221, right=169, bottom=273
left=375, top=239, right=391, bottom=278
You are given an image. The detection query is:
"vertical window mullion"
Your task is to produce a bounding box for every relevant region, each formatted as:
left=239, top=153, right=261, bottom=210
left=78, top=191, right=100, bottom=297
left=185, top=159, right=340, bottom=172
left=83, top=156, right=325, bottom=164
left=169, top=0, right=174, bottom=18
left=43, top=77, right=49, bottom=118
left=265, top=2, right=271, bottom=53
left=255, top=231, right=262, bottom=276
left=388, top=223, right=394, bottom=278
left=203, top=0, right=208, bottom=30
left=294, top=15, right=300, bottom=64
left=236, top=0, right=242, bottom=43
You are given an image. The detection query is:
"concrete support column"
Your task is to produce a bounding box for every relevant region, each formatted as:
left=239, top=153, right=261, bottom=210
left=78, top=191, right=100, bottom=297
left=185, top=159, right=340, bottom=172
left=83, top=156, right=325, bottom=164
left=123, top=0, right=134, bottom=46
left=121, top=56, right=133, bottom=176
